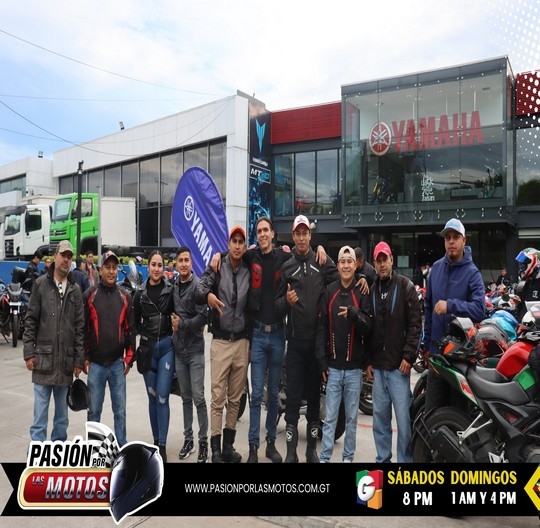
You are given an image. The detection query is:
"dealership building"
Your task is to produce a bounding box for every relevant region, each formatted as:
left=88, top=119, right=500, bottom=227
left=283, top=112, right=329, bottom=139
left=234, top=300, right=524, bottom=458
left=0, top=55, right=538, bottom=282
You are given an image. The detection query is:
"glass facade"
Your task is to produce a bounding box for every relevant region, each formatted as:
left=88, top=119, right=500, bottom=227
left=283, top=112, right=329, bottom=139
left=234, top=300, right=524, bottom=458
left=342, top=58, right=510, bottom=224
left=58, top=139, right=227, bottom=248
left=274, top=148, right=340, bottom=217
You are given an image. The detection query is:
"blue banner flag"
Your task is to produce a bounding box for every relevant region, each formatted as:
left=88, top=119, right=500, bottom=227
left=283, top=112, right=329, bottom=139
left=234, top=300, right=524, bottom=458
left=171, top=167, right=229, bottom=277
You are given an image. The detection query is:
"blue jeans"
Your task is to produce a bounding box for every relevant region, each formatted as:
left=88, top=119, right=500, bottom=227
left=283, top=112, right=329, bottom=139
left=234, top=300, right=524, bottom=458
left=143, top=336, right=175, bottom=446
left=87, top=359, right=127, bottom=446
left=372, top=368, right=413, bottom=463
left=248, top=325, right=285, bottom=446
left=175, top=353, right=208, bottom=443
left=320, top=367, right=361, bottom=462
left=30, top=384, right=69, bottom=442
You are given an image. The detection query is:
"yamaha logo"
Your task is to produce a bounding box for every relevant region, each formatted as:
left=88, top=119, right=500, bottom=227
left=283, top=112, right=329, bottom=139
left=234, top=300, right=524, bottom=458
left=369, top=122, right=392, bottom=156
left=183, top=195, right=195, bottom=221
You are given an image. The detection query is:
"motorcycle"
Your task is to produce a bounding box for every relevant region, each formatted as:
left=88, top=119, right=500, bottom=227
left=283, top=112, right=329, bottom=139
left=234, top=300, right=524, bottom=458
left=411, top=312, right=540, bottom=463
left=0, top=266, right=31, bottom=347
left=117, top=259, right=142, bottom=295
left=410, top=308, right=521, bottom=422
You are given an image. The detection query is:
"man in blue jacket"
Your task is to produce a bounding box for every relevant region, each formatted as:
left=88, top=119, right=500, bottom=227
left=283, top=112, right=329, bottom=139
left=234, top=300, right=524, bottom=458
left=423, top=218, right=486, bottom=412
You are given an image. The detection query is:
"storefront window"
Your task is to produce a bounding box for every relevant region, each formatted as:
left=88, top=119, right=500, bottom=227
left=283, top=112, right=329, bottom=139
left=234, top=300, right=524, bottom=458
left=317, top=149, right=340, bottom=214
left=516, top=126, right=540, bottom=206
left=343, top=59, right=507, bottom=212
left=161, top=152, right=182, bottom=205
left=104, top=165, right=121, bottom=197
left=274, top=154, right=293, bottom=216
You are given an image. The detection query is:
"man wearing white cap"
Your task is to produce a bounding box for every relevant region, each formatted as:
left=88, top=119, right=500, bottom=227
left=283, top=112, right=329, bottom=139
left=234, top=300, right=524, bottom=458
left=275, top=214, right=339, bottom=463
left=423, top=218, right=485, bottom=412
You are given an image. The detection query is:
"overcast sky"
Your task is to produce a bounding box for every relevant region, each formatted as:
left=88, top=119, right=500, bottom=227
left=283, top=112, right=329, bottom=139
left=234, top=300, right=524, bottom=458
left=0, top=0, right=538, bottom=166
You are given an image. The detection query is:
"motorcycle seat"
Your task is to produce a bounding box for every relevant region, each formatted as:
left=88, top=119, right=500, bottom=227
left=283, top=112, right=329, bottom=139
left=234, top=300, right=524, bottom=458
left=467, top=366, right=529, bottom=405
left=475, top=364, right=508, bottom=383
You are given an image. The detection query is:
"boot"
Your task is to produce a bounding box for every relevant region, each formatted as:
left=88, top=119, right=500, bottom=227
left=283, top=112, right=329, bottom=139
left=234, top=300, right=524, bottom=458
left=247, top=444, right=258, bottom=463
left=265, top=436, right=282, bottom=463
left=210, top=435, right=224, bottom=463
left=158, top=445, right=167, bottom=464
left=222, top=428, right=242, bottom=463
left=305, top=423, right=320, bottom=463
left=284, top=424, right=298, bottom=463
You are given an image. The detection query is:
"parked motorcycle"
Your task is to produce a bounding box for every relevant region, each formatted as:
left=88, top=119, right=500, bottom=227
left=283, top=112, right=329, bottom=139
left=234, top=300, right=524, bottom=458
left=411, top=313, right=540, bottom=463
left=117, top=260, right=142, bottom=295
left=0, top=266, right=31, bottom=347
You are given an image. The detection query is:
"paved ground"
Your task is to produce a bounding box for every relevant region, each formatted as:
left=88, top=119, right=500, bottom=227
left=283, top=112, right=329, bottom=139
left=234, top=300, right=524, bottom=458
left=0, top=331, right=537, bottom=527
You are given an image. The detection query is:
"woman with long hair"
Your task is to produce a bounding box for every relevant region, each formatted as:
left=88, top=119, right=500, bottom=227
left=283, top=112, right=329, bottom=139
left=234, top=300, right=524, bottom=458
left=132, top=250, right=175, bottom=462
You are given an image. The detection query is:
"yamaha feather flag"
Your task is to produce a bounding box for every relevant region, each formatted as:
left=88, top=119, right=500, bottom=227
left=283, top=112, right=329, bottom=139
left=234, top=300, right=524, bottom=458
left=171, top=167, right=229, bottom=277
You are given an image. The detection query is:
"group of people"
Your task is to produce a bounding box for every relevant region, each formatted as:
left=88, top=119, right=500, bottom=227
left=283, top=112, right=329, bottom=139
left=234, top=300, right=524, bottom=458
left=22, top=213, right=539, bottom=465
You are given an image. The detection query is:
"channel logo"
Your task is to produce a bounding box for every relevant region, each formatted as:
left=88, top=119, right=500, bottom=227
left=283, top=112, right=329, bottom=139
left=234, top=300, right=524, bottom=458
left=356, top=469, right=383, bottom=509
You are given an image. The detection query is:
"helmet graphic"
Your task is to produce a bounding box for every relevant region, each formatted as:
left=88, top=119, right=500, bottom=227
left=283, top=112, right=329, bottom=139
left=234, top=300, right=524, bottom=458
left=66, top=378, right=89, bottom=412
left=440, top=317, right=481, bottom=361
left=516, top=247, right=540, bottom=280
left=109, top=442, right=163, bottom=523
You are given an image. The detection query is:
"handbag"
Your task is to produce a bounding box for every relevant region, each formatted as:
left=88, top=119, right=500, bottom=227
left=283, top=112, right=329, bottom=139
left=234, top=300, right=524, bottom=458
left=136, top=336, right=153, bottom=374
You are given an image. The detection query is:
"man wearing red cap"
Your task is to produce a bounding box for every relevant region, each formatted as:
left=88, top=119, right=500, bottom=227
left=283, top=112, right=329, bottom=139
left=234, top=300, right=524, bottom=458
left=196, top=225, right=250, bottom=463
left=367, top=241, right=422, bottom=463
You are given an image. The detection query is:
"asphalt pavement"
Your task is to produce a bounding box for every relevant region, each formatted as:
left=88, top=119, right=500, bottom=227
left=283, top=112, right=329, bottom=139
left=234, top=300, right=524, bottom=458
left=0, top=331, right=537, bottom=528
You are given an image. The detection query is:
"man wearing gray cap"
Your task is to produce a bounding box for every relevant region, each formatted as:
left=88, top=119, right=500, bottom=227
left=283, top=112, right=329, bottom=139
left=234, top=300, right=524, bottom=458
left=23, top=240, right=85, bottom=442
left=423, top=218, right=485, bottom=412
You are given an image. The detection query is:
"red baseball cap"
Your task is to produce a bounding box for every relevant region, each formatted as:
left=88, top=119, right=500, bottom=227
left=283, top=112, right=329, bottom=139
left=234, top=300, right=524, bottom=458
left=373, top=241, right=392, bottom=260
left=229, top=225, right=246, bottom=241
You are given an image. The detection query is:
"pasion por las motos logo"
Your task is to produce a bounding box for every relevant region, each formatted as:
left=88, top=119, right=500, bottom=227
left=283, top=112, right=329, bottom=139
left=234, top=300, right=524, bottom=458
left=17, top=422, right=163, bottom=524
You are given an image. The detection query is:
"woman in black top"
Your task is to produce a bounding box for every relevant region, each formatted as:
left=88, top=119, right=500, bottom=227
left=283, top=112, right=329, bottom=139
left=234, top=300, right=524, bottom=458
left=132, top=250, right=174, bottom=462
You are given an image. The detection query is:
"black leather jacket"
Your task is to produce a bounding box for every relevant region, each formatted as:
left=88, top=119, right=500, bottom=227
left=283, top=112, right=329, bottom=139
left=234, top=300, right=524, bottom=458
left=133, top=278, right=174, bottom=341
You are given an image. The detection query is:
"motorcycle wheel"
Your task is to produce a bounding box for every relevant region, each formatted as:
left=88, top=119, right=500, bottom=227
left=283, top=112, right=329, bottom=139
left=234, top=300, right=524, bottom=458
left=410, top=391, right=425, bottom=422
left=11, top=313, right=18, bottom=348
left=412, top=406, right=477, bottom=463
left=358, top=373, right=373, bottom=415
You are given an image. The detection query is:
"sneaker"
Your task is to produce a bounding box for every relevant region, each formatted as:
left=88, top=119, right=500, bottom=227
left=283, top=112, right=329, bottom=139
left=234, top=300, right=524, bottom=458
left=343, top=458, right=353, bottom=463
left=178, top=439, right=195, bottom=460
left=197, top=441, right=208, bottom=463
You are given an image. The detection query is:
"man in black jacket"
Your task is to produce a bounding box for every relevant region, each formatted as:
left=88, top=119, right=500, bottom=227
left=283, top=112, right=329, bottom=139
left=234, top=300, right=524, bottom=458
left=367, top=241, right=422, bottom=463
left=84, top=251, right=136, bottom=447
left=171, top=246, right=209, bottom=463
left=275, top=215, right=339, bottom=463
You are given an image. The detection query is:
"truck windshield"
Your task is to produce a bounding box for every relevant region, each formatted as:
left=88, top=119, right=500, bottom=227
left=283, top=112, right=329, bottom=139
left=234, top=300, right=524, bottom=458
left=52, top=198, right=72, bottom=222
left=4, top=213, right=21, bottom=235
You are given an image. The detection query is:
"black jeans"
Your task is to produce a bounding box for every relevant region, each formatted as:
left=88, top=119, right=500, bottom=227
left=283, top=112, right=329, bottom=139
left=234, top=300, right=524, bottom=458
left=284, top=338, right=320, bottom=427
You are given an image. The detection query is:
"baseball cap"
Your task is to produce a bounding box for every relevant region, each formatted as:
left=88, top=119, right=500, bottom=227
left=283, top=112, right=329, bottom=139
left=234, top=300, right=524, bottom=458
left=56, top=240, right=74, bottom=256
left=292, top=215, right=310, bottom=231
left=440, top=218, right=466, bottom=237
left=229, top=225, right=246, bottom=241
left=102, top=250, right=119, bottom=264
left=338, top=245, right=356, bottom=262
left=373, top=241, right=392, bottom=260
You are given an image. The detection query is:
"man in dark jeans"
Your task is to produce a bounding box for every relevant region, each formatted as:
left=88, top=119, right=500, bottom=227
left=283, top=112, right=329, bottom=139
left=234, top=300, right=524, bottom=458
left=171, top=246, right=209, bottom=463
left=275, top=215, right=339, bottom=463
